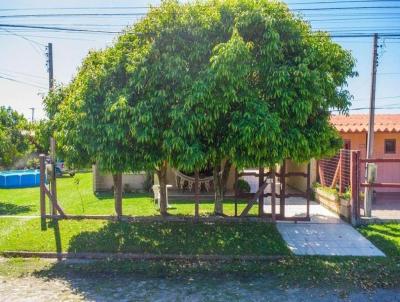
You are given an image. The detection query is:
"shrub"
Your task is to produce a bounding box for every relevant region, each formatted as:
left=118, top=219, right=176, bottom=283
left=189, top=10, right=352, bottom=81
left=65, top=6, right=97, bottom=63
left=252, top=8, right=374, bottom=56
left=124, top=183, right=132, bottom=193
left=236, top=179, right=251, bottom=194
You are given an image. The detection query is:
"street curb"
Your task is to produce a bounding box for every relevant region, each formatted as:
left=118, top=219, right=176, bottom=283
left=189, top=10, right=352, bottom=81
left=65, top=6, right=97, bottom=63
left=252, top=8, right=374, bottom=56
left=0, top=251, right=285, bottom=261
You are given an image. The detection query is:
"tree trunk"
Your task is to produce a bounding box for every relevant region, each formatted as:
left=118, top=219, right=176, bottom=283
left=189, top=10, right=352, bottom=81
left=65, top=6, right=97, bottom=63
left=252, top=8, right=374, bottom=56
left=112, top=173, right=123, bottom=217
left=156, top=161, right=168, bottom=216
left=213, top=160, right=232, bottom=215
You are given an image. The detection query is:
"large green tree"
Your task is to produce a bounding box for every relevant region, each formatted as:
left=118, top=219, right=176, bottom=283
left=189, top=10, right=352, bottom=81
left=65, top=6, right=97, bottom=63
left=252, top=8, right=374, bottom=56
left=53, top=48, right=144, bottom=216
left=54, top=0, right=355, bottom=216
left=154, top=0, right=355, bottom=214
left=0, top=106, right=30, bottom=168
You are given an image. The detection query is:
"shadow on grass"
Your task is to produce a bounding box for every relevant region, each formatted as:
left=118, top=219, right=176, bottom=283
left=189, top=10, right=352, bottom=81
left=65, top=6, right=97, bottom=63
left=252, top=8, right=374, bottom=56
left=66, top=221, right=289, bottom=256
left=0, top=202, right=32, bottom=215
left=94, top=192, right=152, bottom=200
left=30, top=254, right=400, bottom=299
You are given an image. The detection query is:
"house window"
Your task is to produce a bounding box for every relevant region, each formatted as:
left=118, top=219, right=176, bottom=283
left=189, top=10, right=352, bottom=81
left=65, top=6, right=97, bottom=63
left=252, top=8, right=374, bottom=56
left=384, top=139, right=396, bottom=154
left=344, top=140, right=351, bottom=150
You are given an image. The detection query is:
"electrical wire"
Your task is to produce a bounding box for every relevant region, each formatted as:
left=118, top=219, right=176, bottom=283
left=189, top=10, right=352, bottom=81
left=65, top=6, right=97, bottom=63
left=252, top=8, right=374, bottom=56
left=0, top=74, right=47, bottom=89
left=0, top=24, right=119, bottom=34
left=0, top=69, right=47, bottom=80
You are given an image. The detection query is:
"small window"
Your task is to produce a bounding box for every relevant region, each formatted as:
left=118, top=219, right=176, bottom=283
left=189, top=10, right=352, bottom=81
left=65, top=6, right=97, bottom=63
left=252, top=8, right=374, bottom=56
left=384, top=139, right=396, bottom=154
left=344, top=140, right=351, bottom=150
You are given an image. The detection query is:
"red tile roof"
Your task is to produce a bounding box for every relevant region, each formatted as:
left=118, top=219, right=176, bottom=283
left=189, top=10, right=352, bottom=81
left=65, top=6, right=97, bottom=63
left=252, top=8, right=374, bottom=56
left=330, top=114, right=400, bottom=133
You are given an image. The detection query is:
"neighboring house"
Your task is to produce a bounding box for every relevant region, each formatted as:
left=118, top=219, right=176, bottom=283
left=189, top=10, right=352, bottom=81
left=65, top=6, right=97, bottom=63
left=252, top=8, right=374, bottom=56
left=94, top=114, right=400, bottom=196
left=331, top=114, right=400, bottom=193
left=92, top=165, right=147, bottom=193
left=93, top=163, right=237, bottom=197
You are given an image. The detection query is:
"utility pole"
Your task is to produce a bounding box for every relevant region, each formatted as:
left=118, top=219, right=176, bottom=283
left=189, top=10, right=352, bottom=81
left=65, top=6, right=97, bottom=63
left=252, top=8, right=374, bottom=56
left=29, top=107, right=35, bottom=122
left=46, top=42, right=54, bottom=90
left=46, top=42, right=56, bottom=216
left=364, top=33, right=378, bottom=217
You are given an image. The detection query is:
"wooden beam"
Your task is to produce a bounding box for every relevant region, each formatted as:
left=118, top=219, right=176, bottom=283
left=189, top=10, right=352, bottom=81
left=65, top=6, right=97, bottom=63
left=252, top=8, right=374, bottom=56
left=44, top=214, right=274, bottom=223
left=280, top=160, right=286, bottom=218
left=306, top=163, right=311, bottom=219
left=271, top=167, right=276, bottom=222
left=39, top=155, right=46, bottom=219
left=39, top=154, right=46, bottom=230
left=360, top=182, right=400, bottom=188
left=258, top=167, right=265, bottom=217
left=238, top=172, right=259, bottom=177
left=350, top=150, right=361, bottom=225
left=283, top=172, right=308, bottom=178
left=234, top=169, right=238, bottom=217
left=318, top=161, right=326, bottom=187
left=194, top=170, right=199, bottom=218
left=339, top=150, right=343, bottom=194
left=330, top=162, right=340, bottom=189
left=240, top=181, right=270, bottom=217
left=360, top=158, right=400, bottom=163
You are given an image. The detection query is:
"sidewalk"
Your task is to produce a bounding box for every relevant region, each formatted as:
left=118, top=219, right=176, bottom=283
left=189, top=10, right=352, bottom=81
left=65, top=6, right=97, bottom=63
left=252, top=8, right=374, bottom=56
left=273, top=199, right=385, bottom=256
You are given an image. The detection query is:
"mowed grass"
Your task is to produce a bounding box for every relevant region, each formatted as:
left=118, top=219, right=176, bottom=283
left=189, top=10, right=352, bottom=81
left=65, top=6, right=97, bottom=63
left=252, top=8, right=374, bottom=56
left=358, top=223, right=400, bottom=257
left=0, top=218, right=289, bottom=255
left=0, top=172, right=257, bottom=216
left=1, top=223, right=399, bottom=289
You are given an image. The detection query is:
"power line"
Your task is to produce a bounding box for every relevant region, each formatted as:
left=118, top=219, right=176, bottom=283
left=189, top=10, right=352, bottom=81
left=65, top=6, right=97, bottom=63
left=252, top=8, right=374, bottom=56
left=0, top=74, right=47, bottom=89
left=294, top=5, right=400, bottom=11
left=289, top=0, right=400, bottom=5
left=0, top=28, right=45, bottom=46
left=0, top=5, right=399, bottom=19
left=1, top=1, right=399, bottom=11
left=0, top=13, right=147, bottom=18
left=0, top=28, right=45, bottom=58
left=0, top=24, right=119, bottom=34
left=0, top=71, right=47, bottom=86
left=2, top=23, right=400, bottom=38
left=0, top=6, right=151, bottom=12
left=0, top=69, right=47, bottom=80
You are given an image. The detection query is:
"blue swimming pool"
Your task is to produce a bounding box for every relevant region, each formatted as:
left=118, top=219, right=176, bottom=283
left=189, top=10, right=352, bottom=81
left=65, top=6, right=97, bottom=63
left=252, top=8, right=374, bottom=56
left=0, top=170, right=41, bottom=188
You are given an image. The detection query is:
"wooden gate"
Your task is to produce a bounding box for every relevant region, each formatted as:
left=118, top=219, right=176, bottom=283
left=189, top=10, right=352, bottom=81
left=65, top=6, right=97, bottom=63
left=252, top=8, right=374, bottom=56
left=235, top=160, right=311, bottom=222
left=39, top=147, right=66, bottom=230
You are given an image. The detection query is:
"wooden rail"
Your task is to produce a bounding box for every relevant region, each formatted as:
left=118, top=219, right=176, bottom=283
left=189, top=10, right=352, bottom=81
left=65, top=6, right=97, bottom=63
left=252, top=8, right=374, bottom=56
left=360, top=183, right=400, bottom=188
left=360, top=158, right=400, bottom=163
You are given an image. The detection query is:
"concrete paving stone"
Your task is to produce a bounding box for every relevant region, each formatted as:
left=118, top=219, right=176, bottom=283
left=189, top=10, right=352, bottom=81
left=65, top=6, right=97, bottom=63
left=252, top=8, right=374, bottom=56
left=276, top=200, right=386, bottom=257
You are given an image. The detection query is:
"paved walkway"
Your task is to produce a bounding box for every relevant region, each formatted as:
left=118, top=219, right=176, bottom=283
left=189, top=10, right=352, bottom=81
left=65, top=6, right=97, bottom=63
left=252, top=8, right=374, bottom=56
left=266, top=199, right=385, bottom=257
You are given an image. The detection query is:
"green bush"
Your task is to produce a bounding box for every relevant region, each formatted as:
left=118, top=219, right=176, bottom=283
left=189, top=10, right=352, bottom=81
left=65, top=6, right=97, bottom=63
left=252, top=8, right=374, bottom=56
left=236, top=179, right=251, bottom=194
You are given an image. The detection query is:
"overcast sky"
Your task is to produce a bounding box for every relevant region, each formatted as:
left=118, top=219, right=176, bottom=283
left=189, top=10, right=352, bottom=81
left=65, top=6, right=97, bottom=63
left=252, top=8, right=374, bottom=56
left=0, top=0, right=399, bottom=120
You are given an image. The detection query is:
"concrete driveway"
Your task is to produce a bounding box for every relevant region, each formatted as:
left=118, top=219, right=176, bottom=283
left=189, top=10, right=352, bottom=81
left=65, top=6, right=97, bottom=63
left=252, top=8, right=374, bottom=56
left=265, top=198, right=385, bottom=257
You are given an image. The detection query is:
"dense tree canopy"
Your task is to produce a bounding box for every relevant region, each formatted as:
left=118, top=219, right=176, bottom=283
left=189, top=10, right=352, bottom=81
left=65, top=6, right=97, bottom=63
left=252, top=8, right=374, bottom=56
left=0, top=106, right=30, bottom=168
left=53, top=0, right=355, bottom=215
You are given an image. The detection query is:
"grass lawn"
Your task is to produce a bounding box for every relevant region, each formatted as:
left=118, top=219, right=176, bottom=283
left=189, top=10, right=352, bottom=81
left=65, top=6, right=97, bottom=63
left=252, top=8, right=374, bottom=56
left=0, top=222, right=399, bottom=289
left=358, top=223, right=400, bottom=257
left=0, top=218, right=289, bottom=255
left=1, top=172, right=399, bottom=290
left=0, top=172, right=257, bottom=216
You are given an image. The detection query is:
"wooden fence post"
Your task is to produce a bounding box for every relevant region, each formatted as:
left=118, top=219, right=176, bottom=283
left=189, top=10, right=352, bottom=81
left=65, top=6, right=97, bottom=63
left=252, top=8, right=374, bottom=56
left=50, top=138, right=57, bottom=216
left=280, top=160, right=286, bottom=218
left=271, top=167, right=276, bottom=222
left=350, top=150, right=360, bottom=225
left=39, top=154, right=46, bottom=230
left=234, top=169, right=238, bottom=217
left=306, top=162, right=311, bottom=219
left=258, top=167, right=265, bottom=217
left=194, top=170, right=199, bottom=218
left=339, top=149, right=343, bottom=194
